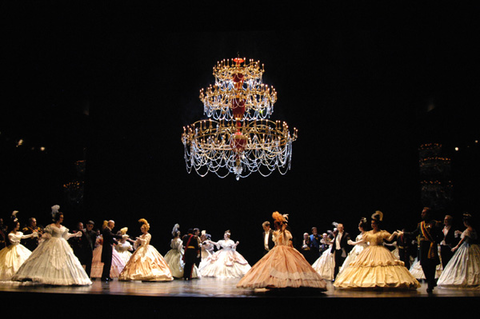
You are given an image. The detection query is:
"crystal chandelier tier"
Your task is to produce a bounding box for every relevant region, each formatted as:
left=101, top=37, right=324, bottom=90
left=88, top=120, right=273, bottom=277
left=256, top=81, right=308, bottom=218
left=182, top=57, right=298, bottom=180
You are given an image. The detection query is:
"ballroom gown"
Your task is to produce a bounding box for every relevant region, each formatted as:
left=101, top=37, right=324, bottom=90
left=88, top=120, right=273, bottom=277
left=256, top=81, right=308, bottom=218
left=312, top=244, right=335, bottom=280
left=333, top=230, right=420, bottom=289
left=338, top=233, right=369, bottom=275
left=164, top=237, right=199, bottom=279
left=437, top=229, right=480, bottom=287
left=118, top=233, right=173, bottom=281
left=199, top=239, right=251, bottom=279
left=91, top=240, right=126, bottom=278
left=115, top=240, right=133, bottom=265
left=237, top=230, right=327, bottom=289
left=12, top=224, right=92, bottom=285
left=0, top=232, right=33, bottom=281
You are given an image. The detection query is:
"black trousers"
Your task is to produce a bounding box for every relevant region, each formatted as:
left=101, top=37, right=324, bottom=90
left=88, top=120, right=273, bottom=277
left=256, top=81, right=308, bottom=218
left=333, top=249, right=345, bottom=279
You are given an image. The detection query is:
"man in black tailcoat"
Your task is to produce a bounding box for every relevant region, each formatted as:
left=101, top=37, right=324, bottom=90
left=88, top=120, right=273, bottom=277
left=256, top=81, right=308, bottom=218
left=83, top=220, right=97, bottom=277
left=101, top=220, right=122, bottom=282
left=262, top=221, right=274, bottom=255
left=182, top=228, right=200, bottom=280
left=439, top=214, right=459, bottom=269
left=330, top=223, right=351, bottom=280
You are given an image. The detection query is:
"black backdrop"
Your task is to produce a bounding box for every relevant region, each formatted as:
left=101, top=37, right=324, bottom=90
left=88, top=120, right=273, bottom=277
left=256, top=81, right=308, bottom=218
left=2, top=3, right=479, bottom=263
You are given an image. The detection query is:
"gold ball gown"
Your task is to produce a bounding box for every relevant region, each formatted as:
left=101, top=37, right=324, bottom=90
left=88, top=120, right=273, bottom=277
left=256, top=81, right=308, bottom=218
left=237, top=230, right=327, bottom=289
left=333, top=230, right=420, bottom=289
left=118, top=232, right=173, bottom=281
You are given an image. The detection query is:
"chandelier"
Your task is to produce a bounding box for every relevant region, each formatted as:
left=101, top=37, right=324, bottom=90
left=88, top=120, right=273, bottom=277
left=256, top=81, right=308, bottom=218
left=182, top=57, right=298, bottom=180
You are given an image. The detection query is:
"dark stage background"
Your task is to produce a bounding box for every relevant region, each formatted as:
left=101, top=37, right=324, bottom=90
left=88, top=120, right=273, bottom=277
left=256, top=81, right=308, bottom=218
left=1, top=3, right=479, bottom=263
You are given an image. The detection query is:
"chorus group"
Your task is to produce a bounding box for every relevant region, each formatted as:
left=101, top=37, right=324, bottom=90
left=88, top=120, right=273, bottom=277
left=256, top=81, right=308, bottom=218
left=0, top=205, right=479, bottom=293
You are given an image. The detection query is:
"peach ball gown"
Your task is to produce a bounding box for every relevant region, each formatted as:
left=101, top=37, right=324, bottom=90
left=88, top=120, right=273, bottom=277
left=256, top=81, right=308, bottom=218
left=118, top=232, right=173, bottom=281
left=333, top=230, right=420, bottom=289
left=237, top=229, right=327, bottom=289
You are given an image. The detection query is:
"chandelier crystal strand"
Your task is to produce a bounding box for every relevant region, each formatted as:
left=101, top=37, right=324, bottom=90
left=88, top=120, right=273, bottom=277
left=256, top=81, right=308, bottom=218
left=182, top=57, right=298, bottom=180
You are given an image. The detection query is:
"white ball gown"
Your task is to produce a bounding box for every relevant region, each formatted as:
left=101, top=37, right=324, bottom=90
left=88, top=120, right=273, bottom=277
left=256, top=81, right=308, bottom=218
left=0, top=232, right=34, bottom=281
left=164, top=237, right=199, bottom=279
left=334, top=230, right=420, bottom=289
left=337, top=233, right=369, bottom=275
left=91, top=238, right=126, bottom=278
left=115, top=240, right=133, bottom=265
left=199, top=239, right=251, bottom=278
left=312, top=241, right=335, bottom=280
left=237, top=230, right=327, bottom=289
left=11, top=224, right=92, bottom=285
left=437, top=229, right=480, bottom=287
left=118, top=232, right=173, bottom=281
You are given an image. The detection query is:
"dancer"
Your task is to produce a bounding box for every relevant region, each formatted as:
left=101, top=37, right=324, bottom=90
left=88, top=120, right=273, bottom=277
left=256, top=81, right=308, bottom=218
left=338, top=217, right=369, bottom=275
left=165, top=224, right=199, bottom=279
left=119, top=219, right=173, bottom=281
left=262, top=221, right=274, bottom=256
left=437, top=213, right=480, bottom=287
left=330, top=222, right=351, bottom=279
left=439, top=214, right=460, bottom=269
left=115, top=227, right=134, bottom=265
left=199, top=230, right=251, bottom=279
left=183, top=228, right=200, bottom=280
left=0, top=220, right=38, bottom=281
left=401, top=207, right=442, bottom=293
left=311, top=232, right=334, bottom=280
left=101, top=219, right=123, bottom=282
left=334, top=211, right=420, bottom=289
left=12, top=207, right=92, bottom=285
left=91, top=221, right=126, bottom=280
left=21, top=217, right=42, bottom=251
left=83, top=220, right=97, bottom=277
left=200, top=230, right=214, bottom=260
left=237, top=212, right=327, bottom=289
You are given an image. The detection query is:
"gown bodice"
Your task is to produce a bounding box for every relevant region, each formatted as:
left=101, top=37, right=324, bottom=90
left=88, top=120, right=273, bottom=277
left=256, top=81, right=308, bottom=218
left=363, top=230, right=391, bottom=246
left=135, top=233, right=151, bottom=249
left=7, top=232, right=30, bottom=245
left=170, top=238, right=183, bottom=251
left=216, top=239, right=236, bottom=250
left=461, top=229, right=477, bottom=245
left=116, top=241, right=133, bottom=252
left=44, top=224, right=71, bottom=239
left=273, top=230, right=292, bottom=246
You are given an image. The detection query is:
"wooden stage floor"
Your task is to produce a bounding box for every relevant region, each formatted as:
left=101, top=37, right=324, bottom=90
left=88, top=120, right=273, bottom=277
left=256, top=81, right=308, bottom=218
left=2, top=278, right=479, bottom=318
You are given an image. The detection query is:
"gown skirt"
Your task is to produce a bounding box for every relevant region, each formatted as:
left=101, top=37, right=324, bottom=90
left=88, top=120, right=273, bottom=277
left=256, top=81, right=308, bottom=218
left=91, top=245, right=126, bottom=278
left=199, top=247, right=251, bottom=279
left=237, top=245, right=327, bottom=289
left=11, top=225, right=92, bottom=285
left=333, top=244, right=420, bottom=289
left=437, top=232, right=480, bottom=288
left=0, top=244, right=32, bottom=281
left=164, top=246, right=199, bottom=279
left=119, top=244, right=173, bottom=281
left=312, top=249, right=335, bottom=280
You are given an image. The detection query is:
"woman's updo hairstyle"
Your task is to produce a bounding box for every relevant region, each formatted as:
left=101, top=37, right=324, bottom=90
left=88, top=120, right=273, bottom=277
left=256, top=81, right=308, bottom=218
left=139, top=218, right=150, bottom=231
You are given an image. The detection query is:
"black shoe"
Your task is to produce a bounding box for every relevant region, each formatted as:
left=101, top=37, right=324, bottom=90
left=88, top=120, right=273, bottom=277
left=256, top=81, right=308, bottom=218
left=101, top=277, right=110, bottom=282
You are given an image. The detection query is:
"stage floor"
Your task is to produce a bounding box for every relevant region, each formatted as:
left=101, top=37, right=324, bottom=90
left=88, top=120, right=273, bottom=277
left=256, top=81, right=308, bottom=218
left=2, top=278, right=479, bottom=317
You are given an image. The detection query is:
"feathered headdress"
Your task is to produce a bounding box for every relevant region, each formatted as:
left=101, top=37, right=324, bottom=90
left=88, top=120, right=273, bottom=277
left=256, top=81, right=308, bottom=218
left=120, top=227, right=128, bottom=235
left=51, top=205, right=60, bottom=218
left=139, top=218, right=150, bottom=231
left=332, top=221, right=339, bottom=227
left=172, top=223, right=180, bottom=237
left=371, top=210, right=383, bottom=222
left=272, top=211, right=286, bottom=223
left=11, top=210, right=19, bottom=222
